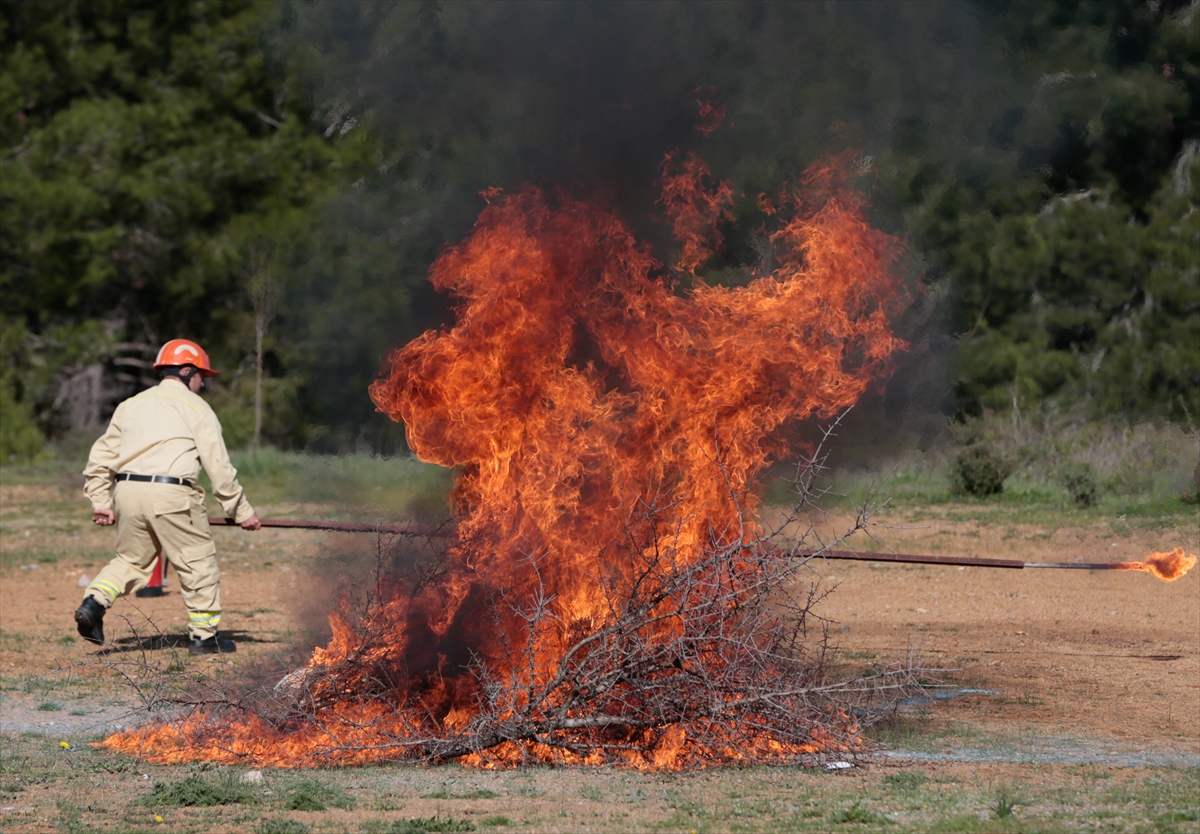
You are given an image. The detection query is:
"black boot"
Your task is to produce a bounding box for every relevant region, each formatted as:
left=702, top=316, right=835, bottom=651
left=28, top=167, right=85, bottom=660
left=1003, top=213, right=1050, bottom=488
left=74, top=597, right=106, bottom=645
left=189, top=634, right=237, bottom=655
left=134, top=585, right=165, bottom=598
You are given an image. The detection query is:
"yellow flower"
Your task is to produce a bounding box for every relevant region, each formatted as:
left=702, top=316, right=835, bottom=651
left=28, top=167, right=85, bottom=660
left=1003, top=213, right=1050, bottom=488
left=155, top=816, right=163, bottom=823
left=59, top=741, right=69, bottom=749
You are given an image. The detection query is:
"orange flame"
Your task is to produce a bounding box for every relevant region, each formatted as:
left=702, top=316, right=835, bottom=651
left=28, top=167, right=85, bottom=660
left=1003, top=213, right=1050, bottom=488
left=1114, top=547, right=1197, bottom=582
left=101, top=152, right=905, bottom=768
left=694, top=87, right=726, bottom=136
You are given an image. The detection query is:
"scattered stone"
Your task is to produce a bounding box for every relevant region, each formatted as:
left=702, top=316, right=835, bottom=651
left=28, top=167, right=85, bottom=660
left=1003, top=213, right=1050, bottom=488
left=77, top=574, right=91, bottom=588
left=239, top=770, right=264, bottom=784
left=20, top=564, right=38, bottom=570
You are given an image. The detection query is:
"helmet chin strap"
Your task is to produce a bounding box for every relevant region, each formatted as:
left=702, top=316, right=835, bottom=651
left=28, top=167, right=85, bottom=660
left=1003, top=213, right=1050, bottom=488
left=162, top=365, right=198, bottom=386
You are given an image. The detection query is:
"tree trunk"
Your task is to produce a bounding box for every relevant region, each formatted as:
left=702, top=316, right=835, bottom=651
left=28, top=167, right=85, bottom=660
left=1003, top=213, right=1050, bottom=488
left=253, top=311, right=264, bottom=456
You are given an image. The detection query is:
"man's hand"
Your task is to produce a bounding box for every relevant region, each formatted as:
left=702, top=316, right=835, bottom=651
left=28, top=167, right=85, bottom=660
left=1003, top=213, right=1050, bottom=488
left=240, top=513, right=262, bottom=531
left=92, top=509, right=115, bottom=526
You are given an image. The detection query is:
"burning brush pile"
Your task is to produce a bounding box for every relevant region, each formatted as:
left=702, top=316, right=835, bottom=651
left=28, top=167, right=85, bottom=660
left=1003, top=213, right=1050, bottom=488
left=103, top=152, right=920, bottom=768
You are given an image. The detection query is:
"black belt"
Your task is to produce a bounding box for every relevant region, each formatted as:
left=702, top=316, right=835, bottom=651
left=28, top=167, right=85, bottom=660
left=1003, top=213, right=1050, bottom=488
left=116, top=473, right=194, bottom=488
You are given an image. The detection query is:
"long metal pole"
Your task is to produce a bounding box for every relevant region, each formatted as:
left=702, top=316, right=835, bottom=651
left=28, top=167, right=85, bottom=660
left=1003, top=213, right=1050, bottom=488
left=213, top=518, right=1136, bottom=571
left=791, top=550, right=1129, bottom=570
left=208, top=517, right=446, bottom=536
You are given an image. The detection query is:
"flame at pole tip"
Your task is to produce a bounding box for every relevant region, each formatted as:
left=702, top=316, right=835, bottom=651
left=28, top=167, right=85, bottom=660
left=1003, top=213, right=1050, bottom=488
left=1114, top=547, right=1198, bottom=582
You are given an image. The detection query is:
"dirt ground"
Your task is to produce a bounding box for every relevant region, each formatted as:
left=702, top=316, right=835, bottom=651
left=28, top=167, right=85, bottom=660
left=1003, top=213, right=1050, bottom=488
left=1, top=482, right=1197, bottom=831
left=811, top=511, right=1199, bottom=767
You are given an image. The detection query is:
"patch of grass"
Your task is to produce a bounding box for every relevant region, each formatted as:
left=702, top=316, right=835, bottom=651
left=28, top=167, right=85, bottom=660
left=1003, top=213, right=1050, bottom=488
left=479, top=817, right=510, bottom=827
left=36, top=700, right=63, bottom=711
left=843, top=651, right=878, bottom=660
left=800, top=416, right=1198, bottom=532
left=390, top=817, right=476, bottom=833
left=1102, top=769, right=1200, bottom=806
left=281, top=777, right=355, bottom=811
left=227, top=448, right=453, bottom=517
left=1156, top=809, right=1200, bottom=825
left=421, top=788, right=498, bottom=800
left=829, top=800, right=892, bottom=824
left=257, top=820, right=311, bottom=834
left=882, top=770, right=927, bottom=791
left=866, top=715, right=931, bottom=750
left=987, top=786, right=1028, bottom=821
left=139, top=773, right=256, bottom=808
left=579, top=784, right=603, bottom=800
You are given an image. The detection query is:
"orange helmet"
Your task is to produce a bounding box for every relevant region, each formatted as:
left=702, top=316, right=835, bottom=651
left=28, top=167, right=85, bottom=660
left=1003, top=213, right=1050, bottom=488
left=153, top=339, right=219, bottom=377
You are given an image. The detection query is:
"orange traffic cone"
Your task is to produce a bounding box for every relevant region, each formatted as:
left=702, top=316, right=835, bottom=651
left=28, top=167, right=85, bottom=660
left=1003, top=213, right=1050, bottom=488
left=135, top=553, right=168, bottom=598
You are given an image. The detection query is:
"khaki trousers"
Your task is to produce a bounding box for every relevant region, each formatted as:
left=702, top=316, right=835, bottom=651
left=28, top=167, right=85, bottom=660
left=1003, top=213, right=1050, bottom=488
left=86, top=482, right=223, bottom=640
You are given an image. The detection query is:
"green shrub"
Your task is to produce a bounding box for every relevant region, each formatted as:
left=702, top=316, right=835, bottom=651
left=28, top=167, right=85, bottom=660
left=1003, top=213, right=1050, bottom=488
left=951, top=445, right=1010, bottom=496
left=1059, top=461, right=1099, bottom=507
left=0, top=382, right=44, bottom=463
left=140, top=773, right=255, bottom=808
left=829, top=801, right=892, bottom=824
left=1184, top=459, right=1200, bottom=504
left=257, top=821, right=311, bottom=834
left=390, top=817, right=477, bottom=833
left=282, top=778, right=355, bottom=811
left=421, top=789, right=498, bottom=800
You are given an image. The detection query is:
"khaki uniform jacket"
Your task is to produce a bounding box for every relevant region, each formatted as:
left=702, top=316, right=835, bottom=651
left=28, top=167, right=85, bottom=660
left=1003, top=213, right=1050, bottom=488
left=83, top=379, right=255, bottom=523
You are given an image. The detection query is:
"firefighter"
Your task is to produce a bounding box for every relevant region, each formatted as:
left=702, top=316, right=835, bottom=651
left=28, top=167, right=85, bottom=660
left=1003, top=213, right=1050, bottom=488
left=75, top=339, right=261, bottom=654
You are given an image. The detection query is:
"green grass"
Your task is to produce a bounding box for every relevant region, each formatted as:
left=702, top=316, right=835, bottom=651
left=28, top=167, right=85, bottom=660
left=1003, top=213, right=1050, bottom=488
left=766, top=415, right=1199, bottom=531
left=579, top=784, right=603, bottom=800
left=0, top=733, right=1197, bottom=832
left=138, top=773, right=257, bottom=808
left=257, top=821, right=311, bottom=834
left=281, top=776, right=356, bottom=811
left=882, top=770, right=927, bottom=791
left=222, top=447, right=454, bottom=519
left=390, top=817, right=477, bottom=833
left=988, top=787, right=1023, bottom=819
left=829, top=800, right=893, bottom=825
left=422, top=788, right=499, bottom=800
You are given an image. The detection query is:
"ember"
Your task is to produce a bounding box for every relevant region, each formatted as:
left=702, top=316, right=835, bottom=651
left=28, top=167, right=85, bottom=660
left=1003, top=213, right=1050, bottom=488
left=1114, top=547, right=1197, bottom=582
left=102, top=151, right=913, bottom=768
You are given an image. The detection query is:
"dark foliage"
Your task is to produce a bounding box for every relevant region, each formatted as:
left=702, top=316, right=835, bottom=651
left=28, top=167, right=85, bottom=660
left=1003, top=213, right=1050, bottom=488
left=952, top=445, right=1011, bottom=496
left=1059, top=461, right=1100, bottom=507
left=3, top=0, right=1196, bottom=456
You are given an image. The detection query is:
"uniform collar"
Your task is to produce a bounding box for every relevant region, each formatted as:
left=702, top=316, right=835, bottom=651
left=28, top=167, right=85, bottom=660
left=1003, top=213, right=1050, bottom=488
left=159, top=378, right=190, bottom=391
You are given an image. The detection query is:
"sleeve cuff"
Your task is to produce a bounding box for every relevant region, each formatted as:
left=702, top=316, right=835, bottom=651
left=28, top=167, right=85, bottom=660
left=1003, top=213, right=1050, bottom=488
left=232, top=504, right=256, bottom=524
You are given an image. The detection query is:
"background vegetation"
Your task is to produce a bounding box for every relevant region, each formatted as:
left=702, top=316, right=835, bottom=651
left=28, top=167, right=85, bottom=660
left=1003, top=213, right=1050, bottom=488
left=2, top=1, right=1197, bottom=485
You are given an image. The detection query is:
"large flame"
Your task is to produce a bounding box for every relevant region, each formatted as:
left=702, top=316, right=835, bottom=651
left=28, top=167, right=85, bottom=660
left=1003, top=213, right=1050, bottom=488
left=102, top=152, right=905, bottom=768
left=1114, top=547, right=1197, bottom=582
